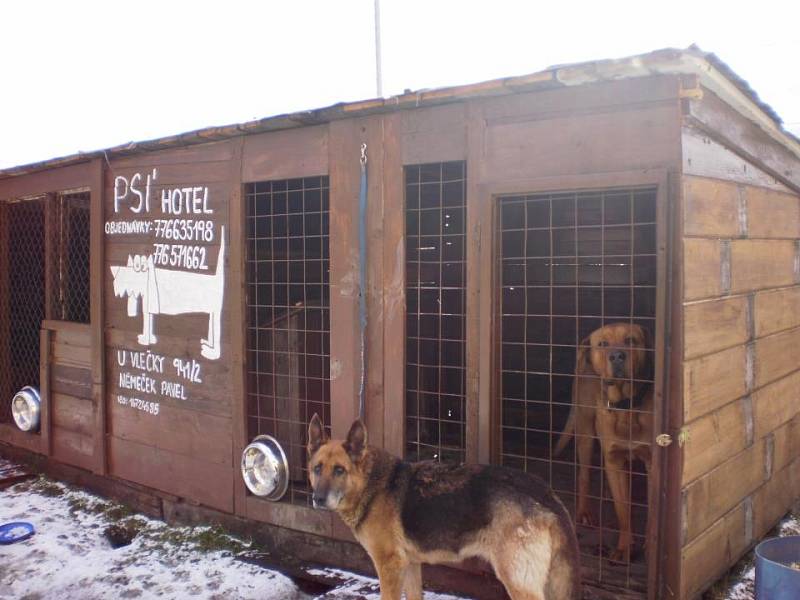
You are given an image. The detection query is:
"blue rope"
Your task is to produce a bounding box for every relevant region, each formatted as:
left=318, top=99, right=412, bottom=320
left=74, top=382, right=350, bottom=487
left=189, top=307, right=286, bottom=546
left=358, top=148, right=368, bottom=420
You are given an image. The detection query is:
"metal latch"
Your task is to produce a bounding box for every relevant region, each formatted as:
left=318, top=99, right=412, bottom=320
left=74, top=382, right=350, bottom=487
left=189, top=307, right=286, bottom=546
left=656, top=433, right=673, bottom=447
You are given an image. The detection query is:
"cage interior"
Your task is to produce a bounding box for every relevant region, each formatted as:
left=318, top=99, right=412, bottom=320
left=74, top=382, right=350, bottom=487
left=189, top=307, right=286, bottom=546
left=498, top=187, right=657, bottom=592
left=245, top=176, right=331, bottom=505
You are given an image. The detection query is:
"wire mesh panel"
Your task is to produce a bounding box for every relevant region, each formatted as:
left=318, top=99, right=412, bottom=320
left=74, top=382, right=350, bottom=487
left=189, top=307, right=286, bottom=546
left=245, top=176, right=330, bottom=505
left=405, top=161, right=467, bottom=463
left=497, top=187, right=657, bottom=592
left=50, top=192, right=91, bottom=323
left=0, top=199, right=47, bottom=424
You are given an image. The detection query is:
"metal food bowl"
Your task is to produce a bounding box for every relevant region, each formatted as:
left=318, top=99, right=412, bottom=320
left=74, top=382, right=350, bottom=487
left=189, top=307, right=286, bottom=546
left=11, top=386, right=41, bottom=433
left=241, top=435, right=289, bottom=501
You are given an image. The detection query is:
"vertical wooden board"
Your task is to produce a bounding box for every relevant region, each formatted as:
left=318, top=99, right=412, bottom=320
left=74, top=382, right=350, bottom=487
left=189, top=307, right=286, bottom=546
left=227, top=136, right=247, bottom=515
left=327, top=119, right=361, bottom=438
left=0, top=202, right=9, bottom=415
left=683, top=439, right=765, bottom=543
left=683, top=237, right=722, bottom=300
left=39, top=328, right=52, bottom=456
left=683, top=296, right=749, bottom=360
left=753, top=327, right=800, bottom=389
left=683, top=345, right=746, bottom=421
left=746, top=187, right=800, bottom=239
left=754, top=286, right=800, bottom=338
left=752, top=369, right=800, bottom=439
left=467, top=103, right=489, bottom=464
left=683, top=176, right=741, bottom=238
left=364, top=116, right=387, bottom=447
left=91, top=158, right=107, bottom=474
left=682, top=398, right=749, bottom=485
left=662, top=169, right=685, bottom=600
left=680, top=501, right=748, bottom=599
left=44, top=193, right=56, bottom=321
left=730, top=239, right=795, bottom=294
left=381, top=112, right=406, bottom=456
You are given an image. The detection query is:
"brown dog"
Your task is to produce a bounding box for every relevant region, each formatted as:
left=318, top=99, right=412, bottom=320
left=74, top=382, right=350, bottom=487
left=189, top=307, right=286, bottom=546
left=308, top=414, right=581, bottom=600
left=554, top=323, right=653, bottom=563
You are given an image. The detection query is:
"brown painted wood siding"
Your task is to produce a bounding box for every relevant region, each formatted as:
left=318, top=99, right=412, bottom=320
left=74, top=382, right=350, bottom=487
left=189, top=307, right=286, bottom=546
left=679, top=167, right=800, bottom=597
left=103, top=140, right=235, bottom=512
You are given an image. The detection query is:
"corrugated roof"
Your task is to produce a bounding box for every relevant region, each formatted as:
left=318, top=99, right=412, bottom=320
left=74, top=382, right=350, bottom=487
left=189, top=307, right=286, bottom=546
left=1, top=46, right=797, bottom=180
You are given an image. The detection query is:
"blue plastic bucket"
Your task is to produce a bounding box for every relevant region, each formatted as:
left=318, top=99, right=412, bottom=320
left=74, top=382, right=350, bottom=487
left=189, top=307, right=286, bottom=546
left=755, top=536, right=800, bottom=599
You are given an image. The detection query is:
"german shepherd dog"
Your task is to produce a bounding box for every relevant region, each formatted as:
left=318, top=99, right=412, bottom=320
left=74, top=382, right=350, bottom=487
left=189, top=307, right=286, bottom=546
left=308, top=414, right=580, bottom=600
left=553, top=323, right=653, bottom=563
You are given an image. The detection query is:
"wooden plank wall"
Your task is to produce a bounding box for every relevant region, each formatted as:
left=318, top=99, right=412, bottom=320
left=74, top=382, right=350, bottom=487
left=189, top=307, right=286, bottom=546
left=103, top=141, right=235, bottom=512
left=679, top=160, right=800, bottom=597
left=45, top=322, right=95, bottom=471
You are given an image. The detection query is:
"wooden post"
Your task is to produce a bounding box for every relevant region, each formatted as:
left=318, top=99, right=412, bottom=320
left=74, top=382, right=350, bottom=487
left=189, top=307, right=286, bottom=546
left=381, top=112, right=405, bottom=457
left=466, top=103, right=490, bottom=465
left=39, top=327, right=52, bottom=456
left=90, top=157, right=107, bottom=475
left=228, top=136, right=248, bottom=516
left=328, top=119, right=362, bottom=439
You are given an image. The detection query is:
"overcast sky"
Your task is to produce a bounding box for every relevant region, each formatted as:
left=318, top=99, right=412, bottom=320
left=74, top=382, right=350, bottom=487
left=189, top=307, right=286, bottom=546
left=2, top=0, right=798, bottom=169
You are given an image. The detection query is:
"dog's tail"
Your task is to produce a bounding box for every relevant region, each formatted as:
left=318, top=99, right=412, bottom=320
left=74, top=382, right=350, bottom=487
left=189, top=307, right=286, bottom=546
left=553, top=402, right=576, bottom=457
left=554, top=340, right=590, bottom=457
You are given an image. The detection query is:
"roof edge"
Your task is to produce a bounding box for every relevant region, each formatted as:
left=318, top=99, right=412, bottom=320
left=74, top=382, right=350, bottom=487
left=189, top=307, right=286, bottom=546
left=2, top=46, right=797, bottom=180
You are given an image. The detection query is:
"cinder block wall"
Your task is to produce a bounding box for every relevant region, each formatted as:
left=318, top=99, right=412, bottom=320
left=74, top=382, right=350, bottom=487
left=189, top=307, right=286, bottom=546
left=680, top=175, right=800, bottom=597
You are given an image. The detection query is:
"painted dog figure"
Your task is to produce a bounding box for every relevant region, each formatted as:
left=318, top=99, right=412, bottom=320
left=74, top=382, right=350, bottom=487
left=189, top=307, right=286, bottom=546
left=109, top=228, right=226, bottom=360
left=308, top=414, right=580, bottom=600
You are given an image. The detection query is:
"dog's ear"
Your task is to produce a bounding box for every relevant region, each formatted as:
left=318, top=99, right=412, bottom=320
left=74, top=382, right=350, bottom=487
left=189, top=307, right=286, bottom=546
left=641, top=325, right=653, bottom=350
left=307, top=413, right=328, bottom=458
left=640, top=326, right=655, bottom=380
left=343, top=419, right=368, bottom=464
left=575, top=335, right=593, bottom=374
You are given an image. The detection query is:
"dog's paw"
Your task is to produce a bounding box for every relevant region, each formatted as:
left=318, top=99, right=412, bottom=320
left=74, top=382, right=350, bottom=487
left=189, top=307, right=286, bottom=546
left=576, top=509, right=595, bottom=526
left=607, top=547, right=631, bottom=564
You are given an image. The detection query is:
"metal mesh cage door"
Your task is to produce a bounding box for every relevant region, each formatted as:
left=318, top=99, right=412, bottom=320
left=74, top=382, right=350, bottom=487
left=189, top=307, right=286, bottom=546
left=0, top=199, right=46, bottom=423
left=245, top=176, right=331, bottom=505
left=497, top=187, right=658, bottom=593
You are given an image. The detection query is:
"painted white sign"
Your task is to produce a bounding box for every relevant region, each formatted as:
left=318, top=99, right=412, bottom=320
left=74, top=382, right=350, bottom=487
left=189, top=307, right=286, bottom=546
left=109, top=228, right=226, bottom=360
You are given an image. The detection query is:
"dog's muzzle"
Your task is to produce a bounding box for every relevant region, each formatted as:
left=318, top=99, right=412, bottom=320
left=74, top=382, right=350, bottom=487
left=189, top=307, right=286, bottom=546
left=609, top=350, right=627, bottom=378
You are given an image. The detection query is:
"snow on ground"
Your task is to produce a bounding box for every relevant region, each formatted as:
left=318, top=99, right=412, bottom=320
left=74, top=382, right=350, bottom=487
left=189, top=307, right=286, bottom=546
left=0, top=475, right=465, bottom=600
left=0, top=477, right=302, bottom=599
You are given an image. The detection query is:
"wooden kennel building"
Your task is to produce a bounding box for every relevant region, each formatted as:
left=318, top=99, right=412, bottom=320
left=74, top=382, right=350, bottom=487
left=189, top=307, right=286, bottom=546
left=1, top=47, right=799, bottom=599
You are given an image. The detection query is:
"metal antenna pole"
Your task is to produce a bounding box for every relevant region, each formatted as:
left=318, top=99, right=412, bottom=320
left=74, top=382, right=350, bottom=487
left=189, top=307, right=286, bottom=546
left=374, top=0, right=383, bottom=97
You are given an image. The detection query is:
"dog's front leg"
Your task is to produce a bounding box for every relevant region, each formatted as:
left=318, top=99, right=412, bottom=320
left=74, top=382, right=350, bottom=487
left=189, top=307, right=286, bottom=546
left=575, top=432, right=594, bottom=525
left=372, top=552, right=408, bottom=600
left=403, top=562, right=422, bottom=600
left=604, top=450, right=632, bottom=563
